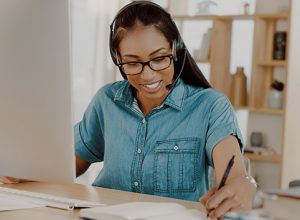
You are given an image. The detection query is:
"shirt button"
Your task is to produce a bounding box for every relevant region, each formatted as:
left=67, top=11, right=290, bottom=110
left=134, top=181, right=139, bottom=187
left=174, top=145, right=179, bottom=151
left=137, top=148, right=142, bottom=154
left=142, top=118, right=146, bottom=124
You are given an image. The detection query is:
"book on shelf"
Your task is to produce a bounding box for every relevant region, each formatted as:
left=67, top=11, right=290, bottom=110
left=244, top=146, right=276, bottom=156
left=264, top=187, right=300, bottom=199
left=262, top=187, right=300, bottom=220
left=193, top=28, right=212, bottom=61
left=79, top=202, right=206, bottom=220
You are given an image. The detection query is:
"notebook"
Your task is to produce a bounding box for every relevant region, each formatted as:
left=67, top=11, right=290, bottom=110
left=79, top=202, right=206, bottom=220
left=0, top=187, right=105, bottom=210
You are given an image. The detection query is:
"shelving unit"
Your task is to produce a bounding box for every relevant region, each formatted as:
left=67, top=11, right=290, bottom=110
left=244, top=153, right=282, bottom=163
left=171, top=7, right=290, bottom=189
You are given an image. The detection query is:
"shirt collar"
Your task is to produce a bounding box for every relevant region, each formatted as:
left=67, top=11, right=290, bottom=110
left=114, top=78, right=185, bottom=111
left=164, top=78, right=185, bottom=111
left=114, top=80, right=134, bottom=106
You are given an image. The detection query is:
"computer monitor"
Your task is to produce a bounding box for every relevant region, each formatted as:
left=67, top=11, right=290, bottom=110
left=0, top=0, right=75, bottom=183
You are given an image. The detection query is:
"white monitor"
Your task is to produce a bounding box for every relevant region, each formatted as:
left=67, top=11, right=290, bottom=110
left=0, top=0, right=75, bottom=183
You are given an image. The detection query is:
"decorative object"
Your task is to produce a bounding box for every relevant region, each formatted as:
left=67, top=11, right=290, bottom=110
left=250, top=132, right=263, bottom=147
left=243, top=3, right=250, bottom=15
left=268, top=80, right=284, bottom=109
left=255, top=0, right=289, bottom=14
left=196, top=0, right=217, bottom=14
left=193, top=28, right=212, bottom=60
left=273, top=31, right=287, bottom=60
left=231, top=67, right=247, bottom=108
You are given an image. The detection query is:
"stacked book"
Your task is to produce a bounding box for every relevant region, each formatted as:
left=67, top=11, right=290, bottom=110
left=263, top=187, right=300, bottom=220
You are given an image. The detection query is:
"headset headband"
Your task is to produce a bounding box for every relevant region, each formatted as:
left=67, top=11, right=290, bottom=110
left=109, top=1, right=186, bottom=79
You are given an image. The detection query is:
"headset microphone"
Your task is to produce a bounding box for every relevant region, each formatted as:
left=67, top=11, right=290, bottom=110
left=165, top=48, right=187, bottom=91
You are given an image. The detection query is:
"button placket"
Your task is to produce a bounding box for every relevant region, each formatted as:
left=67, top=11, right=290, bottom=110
left=132, top=117, right=147, bottom=192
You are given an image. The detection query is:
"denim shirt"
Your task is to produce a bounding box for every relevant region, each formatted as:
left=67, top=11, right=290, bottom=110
left=74, top=78, right=243, bottom=201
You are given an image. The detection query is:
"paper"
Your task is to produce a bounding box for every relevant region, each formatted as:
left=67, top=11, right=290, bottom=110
left=79, top=202, right=206, bottom=220
left=0, top=195, right=45, bottom=211
left=137, top=209, right=206, bottom=220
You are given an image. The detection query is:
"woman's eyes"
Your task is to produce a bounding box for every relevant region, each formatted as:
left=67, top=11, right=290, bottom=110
left=126, top=62, right=140, bottom=66
left=124, top=56, right=167, bottom=64
left=152, top=56, right=166, bottom=62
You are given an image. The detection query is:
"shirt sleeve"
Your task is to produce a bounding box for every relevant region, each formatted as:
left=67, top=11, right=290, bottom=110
left=205, top=95, right=244, bottom=167
left=74, top=94, right=104, bottom=163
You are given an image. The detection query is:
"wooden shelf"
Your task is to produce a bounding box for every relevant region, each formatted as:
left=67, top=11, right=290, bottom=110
left=248, top=108, right=284, bottom=115
left=244, top=153, right=282, bottom=163
left=172, top=14, right=254, bottom=21
left=257, top=61, right=287, bottom=67
left=172, top=15, right=216, bottom=20
left=172, top=13, right=288, bottom=21
left=234, top=107, right=284, bottom=115
left=217, top=15, right=254, bottom=21
left=255, top=13, right=289, bottom=20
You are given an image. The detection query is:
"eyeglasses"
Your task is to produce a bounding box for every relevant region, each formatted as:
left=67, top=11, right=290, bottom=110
left=118, top=55, right=174, bottom=75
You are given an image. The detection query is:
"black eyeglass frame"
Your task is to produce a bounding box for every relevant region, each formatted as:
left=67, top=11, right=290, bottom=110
left=117, top=54, right=174, bottom=75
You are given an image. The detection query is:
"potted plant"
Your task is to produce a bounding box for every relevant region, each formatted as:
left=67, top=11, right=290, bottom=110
left=268, top=80, right=284, bottom=109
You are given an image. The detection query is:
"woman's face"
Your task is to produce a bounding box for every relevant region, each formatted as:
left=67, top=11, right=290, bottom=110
left=118, top=24, right=175, bottom=105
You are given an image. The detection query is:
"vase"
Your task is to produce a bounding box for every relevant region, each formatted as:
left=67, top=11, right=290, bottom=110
left=268, top=90, right=283, bottom=109
left=231, top=67, right=247, bottom=108
left=250, top=132, right=263, bottom=147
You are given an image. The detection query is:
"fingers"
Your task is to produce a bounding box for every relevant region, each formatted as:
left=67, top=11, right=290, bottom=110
left=0, top=176, right=21, bottom=184
left=204, top=185, right=238, bottom=218
left=205, top=186, right=234, bottom=211
left=0, top=176, right=30, bottom=184
left=201, top=175, right=256, bottom=218
left=208, top=197, right=240, bottom=218
left=199, top=187, right=216, bottom=205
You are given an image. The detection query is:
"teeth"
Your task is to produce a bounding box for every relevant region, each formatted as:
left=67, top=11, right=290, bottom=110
left=144, top=81, right=160, bottom=89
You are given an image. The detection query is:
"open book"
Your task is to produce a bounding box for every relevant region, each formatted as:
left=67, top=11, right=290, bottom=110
left=79, top=202, right=206, bottom=220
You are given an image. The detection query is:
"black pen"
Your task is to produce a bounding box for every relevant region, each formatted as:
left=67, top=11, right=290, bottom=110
left=217, top=155, right=235, bottom=190
left=206, top=155, right=235, bottom=218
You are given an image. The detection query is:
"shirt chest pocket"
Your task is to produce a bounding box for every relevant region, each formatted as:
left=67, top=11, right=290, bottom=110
left=153, top=138, right=200, bottom=193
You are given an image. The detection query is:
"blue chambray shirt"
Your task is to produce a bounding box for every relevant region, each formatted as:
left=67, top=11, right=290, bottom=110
left=74, top=78, right=244, bottom=201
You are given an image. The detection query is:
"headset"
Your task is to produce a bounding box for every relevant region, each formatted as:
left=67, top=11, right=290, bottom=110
left=109, top=1, right=187, bottom=82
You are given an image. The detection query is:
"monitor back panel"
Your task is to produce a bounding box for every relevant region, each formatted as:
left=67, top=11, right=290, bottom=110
left=0, top=0, right=75, bottom=183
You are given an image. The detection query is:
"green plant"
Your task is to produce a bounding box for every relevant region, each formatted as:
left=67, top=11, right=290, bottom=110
left=271, top=80, right=284, bottom=91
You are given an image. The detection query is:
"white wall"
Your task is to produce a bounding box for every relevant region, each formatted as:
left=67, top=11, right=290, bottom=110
left=72, top=0, right=122, bottom=184
left=281, top=0, right=300, bottom=188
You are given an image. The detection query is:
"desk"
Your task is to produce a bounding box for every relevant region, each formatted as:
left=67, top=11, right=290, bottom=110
left=0, top=182, right=205, bottom=220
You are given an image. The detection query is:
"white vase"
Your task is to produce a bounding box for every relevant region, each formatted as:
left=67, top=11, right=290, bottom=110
left=268, top=90, right=283, bottom=109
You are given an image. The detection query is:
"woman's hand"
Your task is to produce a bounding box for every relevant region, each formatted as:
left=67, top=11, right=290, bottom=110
left=0, top=176, right=30, bottom=184
left=200, top=174, right=257, bottom=219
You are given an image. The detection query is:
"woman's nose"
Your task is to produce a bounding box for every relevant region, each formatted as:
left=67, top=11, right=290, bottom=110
left=140, top=64, right=155, bottom=80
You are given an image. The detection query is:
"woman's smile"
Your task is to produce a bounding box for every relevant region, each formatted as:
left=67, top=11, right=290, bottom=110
left=140, top=80, right=163, bottom=93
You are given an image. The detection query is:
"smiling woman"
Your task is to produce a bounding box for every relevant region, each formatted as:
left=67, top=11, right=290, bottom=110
left=72, top=1, right=256, bottom=219
left=117, top=24, right=175, bottom=115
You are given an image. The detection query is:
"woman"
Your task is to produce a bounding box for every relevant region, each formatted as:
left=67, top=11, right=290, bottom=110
left=75, top=1, right=256, bottom=218
left=2, top=1, right=256, bottom=218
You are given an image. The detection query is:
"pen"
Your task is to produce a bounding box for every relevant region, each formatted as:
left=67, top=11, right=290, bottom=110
left=207, top=155, right=235, bottom=218
left=217, top=155, right=235, bottom=190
